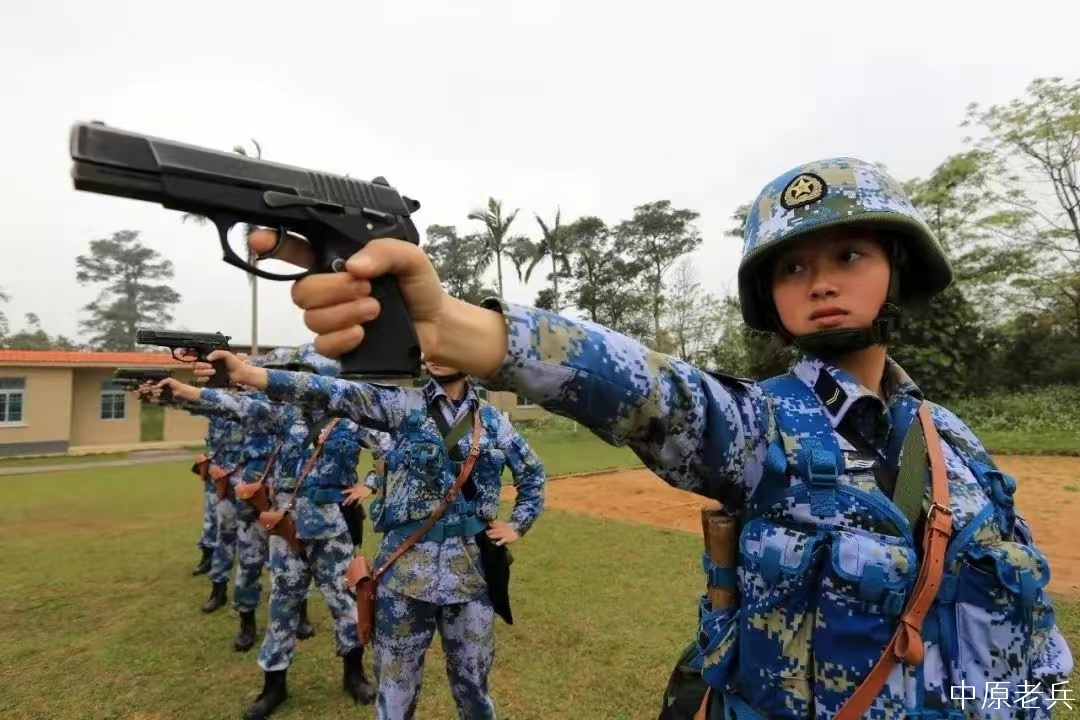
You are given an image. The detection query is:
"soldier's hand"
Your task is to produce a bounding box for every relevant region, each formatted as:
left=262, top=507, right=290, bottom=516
left=157, top=377, right=200, bottom=402
left=342, top=485, right=373, bottom=506
left=194, top=350, right=245, bottom=382
left=249, top=231, right=447, bottom=361
left=485, top=520, right=520, bottom=547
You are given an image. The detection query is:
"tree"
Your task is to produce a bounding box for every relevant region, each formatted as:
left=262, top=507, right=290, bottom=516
left=563, top=216, right=651, bottom=342
left=1, top=313, right=77, bottom=351
left=964, top=77, right=1080, bottom=337
left=527, top=208, right=575, bottom=313
left=901, top=150, right=1035, bottom=317
left=615, top=201, right=702, bottom=343
left=0, top=286, right=8, bottom=339
left=424, top=225, right=497, bottom=305
left=75, top=230, right=182, bottom=350
left=663, top=258, right=723, bottom=366
left=467, top=197, right=529, bottom=298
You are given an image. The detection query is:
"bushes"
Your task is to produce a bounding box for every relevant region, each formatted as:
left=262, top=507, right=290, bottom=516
left=950, top=385, right=1080, bottom=434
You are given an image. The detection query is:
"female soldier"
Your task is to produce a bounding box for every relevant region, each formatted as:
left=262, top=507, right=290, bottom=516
left=194, top=352, right=547, bottom=720
left=247, top=157, right=1072, bottom=719
left=160, top=345, right=378, bottom=718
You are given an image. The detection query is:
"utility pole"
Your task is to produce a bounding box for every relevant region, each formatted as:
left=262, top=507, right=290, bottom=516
left=245, top=140, right=263, bottom=357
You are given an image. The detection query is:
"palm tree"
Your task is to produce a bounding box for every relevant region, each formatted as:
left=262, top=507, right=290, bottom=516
left=467, top=197, right=527, bottom=297
left=528, top=208, right=573, bottom=312
left=180, top=140, right=263, bottom=353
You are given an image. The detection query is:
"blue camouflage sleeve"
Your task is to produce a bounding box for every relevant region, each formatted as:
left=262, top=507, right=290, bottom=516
left=263, top=370, right=408, bottom=429
left=478, top=300, right=768, bottom=501
left=169, top=396, right=224, bottom=418
left=495, top=412, right=546, bottom=536
left=198, top=388, right=289, bottom=435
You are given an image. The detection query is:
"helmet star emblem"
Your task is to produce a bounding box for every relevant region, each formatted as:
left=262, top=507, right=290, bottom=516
left=781, top=172, right=827, bottom=209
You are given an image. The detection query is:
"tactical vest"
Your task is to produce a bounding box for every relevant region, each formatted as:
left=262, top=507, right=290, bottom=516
left=696, top=373, right=1056, bottom=720
left=369, top=403, right=501, bottom=542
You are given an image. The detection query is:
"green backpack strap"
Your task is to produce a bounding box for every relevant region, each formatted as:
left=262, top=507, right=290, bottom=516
left=893, top=407, right=931, bottom=531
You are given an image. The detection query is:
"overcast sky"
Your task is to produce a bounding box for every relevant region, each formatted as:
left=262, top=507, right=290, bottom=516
left=2, top=0, right=1078, bottom=349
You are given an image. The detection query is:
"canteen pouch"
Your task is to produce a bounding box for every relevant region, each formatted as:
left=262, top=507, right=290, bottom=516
left=259, top=509, right=301, bottom=554
left=345, top=555, right=376, bottom=645
left=236, top=480, right=271, bottom=513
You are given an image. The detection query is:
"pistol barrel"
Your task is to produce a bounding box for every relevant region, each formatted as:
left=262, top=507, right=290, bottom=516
left=70, top=122, right=417, bottom=217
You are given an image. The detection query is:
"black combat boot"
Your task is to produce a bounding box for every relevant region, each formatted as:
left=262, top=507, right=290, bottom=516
left=201, top=581, right=228, bottom=613
left=192, top=547, right=213, bottom=576
left=242, top=669, right=288, bottom=720
left=234, top=610, right=257, bottom=652
left=296, top=599, right=315, bottom=640
left=342, top=647, right=375, bottom=704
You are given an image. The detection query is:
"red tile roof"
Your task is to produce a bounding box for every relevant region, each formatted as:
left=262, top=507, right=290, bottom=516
left=0, top=350, right=186, bottom=366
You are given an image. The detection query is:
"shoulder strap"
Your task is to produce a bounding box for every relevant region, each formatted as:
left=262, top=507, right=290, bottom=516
left=430, top=404, right=476, bottom=460
left=835, top=403, right=953, bottom=719
left=755, top=373, right=843, bottom=520
left=374, top=410, right=483, bottom=579
left=256, top=439, right=285, bottom=483
left=279, top=419, right=341, bottom=512
left=893, top=411, right=930, bottom=530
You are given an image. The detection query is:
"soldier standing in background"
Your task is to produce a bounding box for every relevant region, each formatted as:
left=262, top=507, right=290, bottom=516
left=162, top=345, right=380, bottom=718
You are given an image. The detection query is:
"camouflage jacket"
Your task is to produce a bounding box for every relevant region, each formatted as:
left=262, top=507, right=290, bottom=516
left=185, top=390, right=284, bottom=490
left=199, top=387, right=375, bottom=540
left=163, top=397, right=244, bottom=474
left=262, top=373, right=547, bottom=604
left=476, top=299, right=1072, bottom=720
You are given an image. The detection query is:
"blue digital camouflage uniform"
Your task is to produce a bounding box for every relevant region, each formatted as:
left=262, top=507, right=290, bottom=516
left=197, top=382, right=383, bottom=674
left=183, top=389, right=279, bottom=613
left=467, top=158, right=1073, bottom=720
left=167, top=397, right=245, bottom=577
left=199, top=414, right=245, bottom=550
left=260, top=371, right=547, bottom=720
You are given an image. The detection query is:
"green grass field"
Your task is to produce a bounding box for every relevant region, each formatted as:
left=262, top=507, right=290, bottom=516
left=1, top=430, right=1078, bottom=719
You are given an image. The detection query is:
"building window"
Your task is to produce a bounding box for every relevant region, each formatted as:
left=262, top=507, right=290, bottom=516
left=0, top=377, right=25, bottom=425
left=515, top=393, right=536, bottom=408
left=100, top=380, right=127, bottom=421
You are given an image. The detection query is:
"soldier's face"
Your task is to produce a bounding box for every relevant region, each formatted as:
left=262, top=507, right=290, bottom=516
left=769, top=228, right=892, bottom=338
left=425, top=360, right=461, bottom=378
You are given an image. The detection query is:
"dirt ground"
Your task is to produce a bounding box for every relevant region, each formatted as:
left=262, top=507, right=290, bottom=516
left=504, top=456, right=1080, bottom=597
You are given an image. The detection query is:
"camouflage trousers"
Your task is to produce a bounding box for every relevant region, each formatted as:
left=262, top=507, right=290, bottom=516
left=209, top=496, right=238, bottom=585
left=373, top=584, right=497, bottom=720
left=210, top=495, right=268, bottom=612
left=197, top=480, right=219, bottom=550
left=257, top=532, right=359, bottom=672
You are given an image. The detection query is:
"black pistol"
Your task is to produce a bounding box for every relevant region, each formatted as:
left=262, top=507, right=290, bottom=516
left=69, top=121, right=422, bottom=380
left=135, top=329, right=232, bottom=389
left=112, top=367, right=174, bottom=402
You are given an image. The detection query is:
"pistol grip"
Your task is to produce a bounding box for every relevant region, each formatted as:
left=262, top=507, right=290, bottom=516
left=339, top=275, right=421, bottom=379
left=160, top=385, right=174, bottom=403
left=207, top=359, right=231, bottom=388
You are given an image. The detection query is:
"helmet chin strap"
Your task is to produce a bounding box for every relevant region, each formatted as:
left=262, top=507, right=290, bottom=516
left=785, top=303, right=901, bottom=359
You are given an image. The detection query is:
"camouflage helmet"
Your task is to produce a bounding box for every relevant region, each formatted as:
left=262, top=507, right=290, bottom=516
left=738, top=157, right=953, bottom=333
left=294, top=343, right=340, bottom=377
left=260, top=346, right=296, bottom=369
